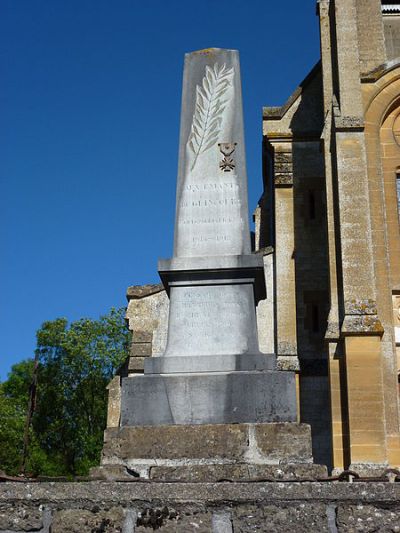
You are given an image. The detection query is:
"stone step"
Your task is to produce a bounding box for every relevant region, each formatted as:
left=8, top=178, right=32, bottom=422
left=91, top=463, right=327, bottom=482
left=101, top=422, right=314, bottom=469
left=148, top=463, right=327, bottom=481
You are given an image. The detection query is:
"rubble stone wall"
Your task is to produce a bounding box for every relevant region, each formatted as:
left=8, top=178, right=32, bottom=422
left=1, top=481, right=400, bottom=532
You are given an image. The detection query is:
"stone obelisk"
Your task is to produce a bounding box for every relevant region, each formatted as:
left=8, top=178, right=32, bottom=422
left=120, top=49, right=296, bottom=426
left=150, top=49, right=269, bottom=370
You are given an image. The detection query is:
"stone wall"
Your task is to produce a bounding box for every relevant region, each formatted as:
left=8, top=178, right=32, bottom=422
left=356, top=0, right=386, bottom=74
left=259, top=0, right=400, bottom=474
left=261, top=64, right=332, bottom=469
left=383, top=14, right=400, bottom=61
left=1, top=481, right=400, bottom=532
left=125, top=284, right=169, bottom=364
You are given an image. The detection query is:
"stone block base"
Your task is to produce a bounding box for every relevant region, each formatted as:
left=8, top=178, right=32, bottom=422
left=332, top=463, right=391, bottom=478
left=121, top=370, right=296, bottom=426
left=97, top=422, right=326, bottom=480
left=91, top=462, right=327, bottom=482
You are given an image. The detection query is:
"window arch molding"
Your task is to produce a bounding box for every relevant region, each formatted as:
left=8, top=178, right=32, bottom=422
left=363, top=65, right=400, bottom=305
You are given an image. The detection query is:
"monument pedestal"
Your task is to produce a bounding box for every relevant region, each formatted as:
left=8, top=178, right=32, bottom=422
left=121, top=371, right=296, bottom=426
left=119, top=254, right=297, bottom=427
left=92, top=423, right=327, bottom=481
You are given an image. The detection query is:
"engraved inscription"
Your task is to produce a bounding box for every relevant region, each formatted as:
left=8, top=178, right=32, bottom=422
left=166, top=286, right=251, bottom=355
left=176, top=178, right=242, bottom=253
left=187, top=63, right=234, bottom=170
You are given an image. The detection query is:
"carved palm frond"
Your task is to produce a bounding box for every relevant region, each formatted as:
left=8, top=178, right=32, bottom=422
left=187, top=62, right=234, bottom=171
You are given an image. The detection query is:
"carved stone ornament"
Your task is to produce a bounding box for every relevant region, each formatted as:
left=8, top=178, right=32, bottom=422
left=218, top=142, right=237, bottom=172
left=187, top=62, right=234, bottom=171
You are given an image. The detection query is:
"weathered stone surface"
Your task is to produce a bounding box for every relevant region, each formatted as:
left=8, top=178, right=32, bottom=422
left=254, top=423, right=312, bottom=462
left=100, top=423, right=316, bottom=480
left=276, top=341, right=297, bottom=357
left=232, top=503, right=329, bottom=532
left=2, top=482, right=398, bottom=533
left=341, top=314, right=384, bottom=335
left=276, top=355, right=300, bottom=371
left=126, top=284, right=164, bottom=299
left=102, top=424, right=250, bottom=461
left=130, top=343, right=151, bottom=357
left=0, top=504, right=43, bottom=531
left=131, top=331, right=152, bottom=343
left=51, top=507, right=124, bottom=533
left=121, top=372, right=296, bottom=426
left=274, top=173, right=293, bottom=186
left=90, top=465, right=139, bottom=481
left=144, top=353, right=275, bottom=374
left=344, top=299, right=378, bottom=315
left=3, top=481, right=400, bottom=505
left=102, top=423, right=312, bottom=462
left=125, top=287, right=168, bottom=357
left=336, top=504, right=400, bottom=532
left=127, top=357, right=145, bottom=372
left=106, top=376, right=121, bottom=429
left=159, top=261, right=265, bottom=362
left=255, top=252, right=275, bottom=354
left=136, top=507, right=211, bottom=533
left=149, top=463, right=327, bottom=482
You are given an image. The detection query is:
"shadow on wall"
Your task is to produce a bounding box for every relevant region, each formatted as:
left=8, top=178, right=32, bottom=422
left=289, top=64, right=333, bottom=470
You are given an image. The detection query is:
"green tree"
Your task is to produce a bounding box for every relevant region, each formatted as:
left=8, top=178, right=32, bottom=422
left=0, top=359, right=32, bottom=474
left=0, top=307, right=130, bottom=477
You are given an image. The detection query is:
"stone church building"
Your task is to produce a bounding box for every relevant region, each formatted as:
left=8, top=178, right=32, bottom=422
left=4, top=1, right=400, bottom=530
left=107, top=0, right=400, bottom=474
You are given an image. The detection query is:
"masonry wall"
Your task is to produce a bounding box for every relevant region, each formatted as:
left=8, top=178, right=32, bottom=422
left=291, top=139, right=331, bottom=469
left=383, top=15, right=400, bottom=60
left=1, top=482, right=400, bottom=533
left=261, top=65, right=333, bottom=469
left=356, top=0, right=386, bottom=74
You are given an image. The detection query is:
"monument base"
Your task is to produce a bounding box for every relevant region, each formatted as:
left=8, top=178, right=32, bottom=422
left=120, top=370, right=296, bottom=426
left=92, top=423, right=327, bottom=481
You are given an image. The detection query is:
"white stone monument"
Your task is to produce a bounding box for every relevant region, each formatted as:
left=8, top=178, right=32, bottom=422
left=121, top=49, right=296, bottom=425
left=94, top=49, right=325, bottom=482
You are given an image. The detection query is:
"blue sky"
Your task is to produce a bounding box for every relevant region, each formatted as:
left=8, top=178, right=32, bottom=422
left=1, top=0, right=319, bottom=380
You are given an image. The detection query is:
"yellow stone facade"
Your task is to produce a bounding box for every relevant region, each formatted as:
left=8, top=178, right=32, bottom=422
left=260, top=0, right=400, bottom=473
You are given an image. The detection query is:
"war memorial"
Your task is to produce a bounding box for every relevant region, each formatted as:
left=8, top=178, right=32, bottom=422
left=1, top=1, right=400, bottom=531
left=91, top=48, right=325, bottom=485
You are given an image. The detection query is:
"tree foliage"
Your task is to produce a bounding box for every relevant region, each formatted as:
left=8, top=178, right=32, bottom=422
left=0, top=360, right=32, bottom=474
left=0, top=308, right=130, bottom=477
